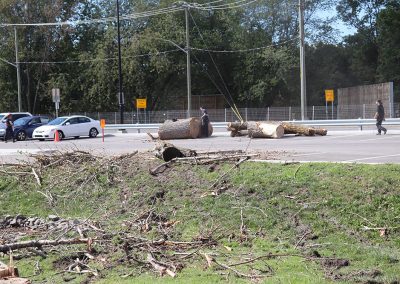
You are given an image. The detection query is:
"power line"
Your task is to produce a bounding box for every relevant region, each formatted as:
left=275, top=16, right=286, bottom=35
left=5, top=49, right=181, bottom=65
left=0, top=6, right=184, bottom=27
left=191, top=37, right=299, bottom=53
left=191, top=0, right=258, bottom=10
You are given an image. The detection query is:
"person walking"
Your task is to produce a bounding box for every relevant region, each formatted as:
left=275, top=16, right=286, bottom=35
left=200, top=107, right=210, bottom=138
left=4, top=113, right=16, bottom=143
left=374, top=100, right=387, bottom=135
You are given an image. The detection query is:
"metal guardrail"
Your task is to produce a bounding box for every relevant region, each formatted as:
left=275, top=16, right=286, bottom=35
left=105, top=118, right=400, bottom=133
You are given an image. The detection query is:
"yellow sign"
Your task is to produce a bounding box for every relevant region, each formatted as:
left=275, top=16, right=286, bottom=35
left=136, top=98, right=147, bottom=109
left=325, top=90, right=334, bottom=102
left=100, top=119, right=106, bottom=129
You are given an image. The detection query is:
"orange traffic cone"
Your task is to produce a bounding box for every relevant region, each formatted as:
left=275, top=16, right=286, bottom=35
left=54, top=130, right=60, bottom=142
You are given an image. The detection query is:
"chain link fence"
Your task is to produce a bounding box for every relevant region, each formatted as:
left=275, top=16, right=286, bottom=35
left=55, top=103, right=400, bottom=124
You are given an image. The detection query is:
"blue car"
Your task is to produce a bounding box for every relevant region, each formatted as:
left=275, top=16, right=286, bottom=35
left=13, top=116, right=50, bottom=141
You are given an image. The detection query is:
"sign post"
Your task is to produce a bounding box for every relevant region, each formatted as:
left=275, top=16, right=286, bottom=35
left=325, top=90, right=334, bottom=120
left=136, top=98, right=147, bottom=124
left=52, top=88, right=60, bottom=117
left=100, top=119, right=106, bottom=142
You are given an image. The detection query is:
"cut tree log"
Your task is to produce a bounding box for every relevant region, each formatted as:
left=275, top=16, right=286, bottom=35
left=0, top=238, right=92, bottom=254
left=0, top=261, right=18, bottom=279
left=281, top=122, right=316, bottom=136
left=158, top=118, right=201, bottom=140
left=247, top=121, right=284, bottom=139
left=158, top=118, right=213, bottom=140
left=228, top=121, right=328, bottom=137
left=154, top=142, right=197, bottom=162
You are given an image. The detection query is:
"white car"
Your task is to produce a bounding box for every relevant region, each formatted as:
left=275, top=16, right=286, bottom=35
left=32, top=116, right=100, bottom=140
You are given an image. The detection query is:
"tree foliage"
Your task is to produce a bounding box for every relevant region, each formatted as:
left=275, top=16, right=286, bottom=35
left=0, top=0, right=398, bottom=113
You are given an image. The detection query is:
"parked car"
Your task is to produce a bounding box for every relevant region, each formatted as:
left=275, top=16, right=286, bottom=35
left=0, top=112, right=32, bottom=139
left=32, top=116, right=100, bottom=140
left=13, top=116, right=50, bottom=141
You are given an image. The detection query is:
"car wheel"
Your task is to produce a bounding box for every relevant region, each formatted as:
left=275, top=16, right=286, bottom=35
left=57, top=130, right=64, bottom=140
left=16, top=131, right=27, bottom=141
left=89, top=128, right=98, bottom=138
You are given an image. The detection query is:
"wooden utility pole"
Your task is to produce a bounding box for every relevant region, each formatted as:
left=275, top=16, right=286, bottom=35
left=299, top=0, right=307, bottom=120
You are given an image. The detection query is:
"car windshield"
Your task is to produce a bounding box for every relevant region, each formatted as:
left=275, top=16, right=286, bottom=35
left=14, top=117, right=31, bottom=126
left=48, top=117, right=67, bottom=125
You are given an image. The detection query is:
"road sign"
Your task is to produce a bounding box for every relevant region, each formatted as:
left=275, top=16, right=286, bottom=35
left=52, top=88, right=60, bottom=103
left=100, top=119, right=106, bottom=129
left=325, top=90, right=334, bottom=102
left=136, top=98, right=147, bottom=109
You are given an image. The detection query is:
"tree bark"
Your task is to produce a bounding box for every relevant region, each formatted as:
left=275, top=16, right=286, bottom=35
left=158, top=118, right=201, bottom=140
left=158, top=118, right=213, bottom=140
left=281, top=122, right=316, bottom=136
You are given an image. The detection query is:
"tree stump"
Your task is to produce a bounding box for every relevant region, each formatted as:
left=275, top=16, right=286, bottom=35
left=154, top=142, right=197, bottom=162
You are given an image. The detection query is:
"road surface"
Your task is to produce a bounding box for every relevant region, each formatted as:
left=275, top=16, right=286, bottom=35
left=1, top=129, right=399, bottom=164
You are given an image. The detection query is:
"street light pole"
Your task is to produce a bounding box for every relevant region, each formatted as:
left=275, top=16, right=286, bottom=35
left=299, top=0, right=307, bottom=120
left=184, top=6, right=192, bottom=118
left=14, top=27, right=22, bottom=112
left=116, top=0, right=124, bottom=124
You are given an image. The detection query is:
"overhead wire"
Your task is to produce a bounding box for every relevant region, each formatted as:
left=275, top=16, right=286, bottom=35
left=189, top=10, right=244, bottom=121
left=0, top=6, right=184, bottom=27
left=191, top=0, right=258, bottom=10
left=191, top=37, right=299, bottom=53
left=1, top=49, right=181, bottom=65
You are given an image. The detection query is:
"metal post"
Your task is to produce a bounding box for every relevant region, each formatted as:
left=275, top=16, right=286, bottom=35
left=14, top=27, right=22, bottom=112
left=312, top=106, right=315, bottom=120
left=116, top=0, right=124, bottom=124
left=363, top=104, right=366, bottom=119
left=224, top=108, right=227, bottom=122
left=299, top=0, right=307, bottom=120
left=332, top=102, right=334, bottom=120
left=267, top=107, right=270, bottom=121
left=185, top=6, right=192, bottom=118
left=289, top=106, right=292, bottom=121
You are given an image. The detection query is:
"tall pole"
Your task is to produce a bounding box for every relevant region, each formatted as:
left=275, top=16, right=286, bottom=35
left=185, top=6, right=192, bottom=118
left=116, top=0, right=124, bottom=124
left=15, top=27, right=22, bottom=112
left=299, top=0, right=307, bottom=120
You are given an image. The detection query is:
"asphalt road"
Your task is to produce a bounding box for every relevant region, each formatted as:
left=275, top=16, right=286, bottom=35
left=1, top=129, right=399, bottom=164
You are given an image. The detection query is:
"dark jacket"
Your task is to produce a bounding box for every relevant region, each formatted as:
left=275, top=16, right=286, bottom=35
left=377, top=105, right=385, bottom=120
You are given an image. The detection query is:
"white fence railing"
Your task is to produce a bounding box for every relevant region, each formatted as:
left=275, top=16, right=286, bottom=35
left=60, top=103, right=400, bottom=124
left=105, top=118, right=400, bottom=133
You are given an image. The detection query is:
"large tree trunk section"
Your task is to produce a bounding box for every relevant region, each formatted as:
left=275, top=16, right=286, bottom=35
left=154, top=142, right=197, bottom=162
left=198, top=123, right=213, bottom=138
left=228, top=121, right=327, bottom=137
left=281, top=122, right=316, bottom=136
left=158, top=118, right=213, bottom=140
left=247, top=122, right=284, bottom=139
left=158, top=118, right=201, bottom=140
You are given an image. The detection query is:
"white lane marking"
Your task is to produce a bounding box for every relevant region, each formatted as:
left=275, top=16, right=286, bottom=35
left=291, top=152, right=327, bottom=157
left=0, top=149, right=43, bottom=155
left=344, top=153, right=400, bottom=163
left=354, top=135, right=399, bottom=142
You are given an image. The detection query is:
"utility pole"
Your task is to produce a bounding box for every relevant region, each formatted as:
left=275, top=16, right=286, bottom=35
left=14, top=27, right=22, bottom=112
left=185, top=6, right=192, bottom=118
left=299, top=0, right=307, bottom=120
left=116, top=0, right=124, bottom=124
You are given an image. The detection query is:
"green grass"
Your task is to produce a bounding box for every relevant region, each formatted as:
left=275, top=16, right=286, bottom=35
left=1, top=160, right=400, bottom=283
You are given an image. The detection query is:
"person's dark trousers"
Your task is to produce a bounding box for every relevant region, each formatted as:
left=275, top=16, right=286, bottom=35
left=4, top=128, right=14, bottom=142
left=376, top=119, right=387, bottom=134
